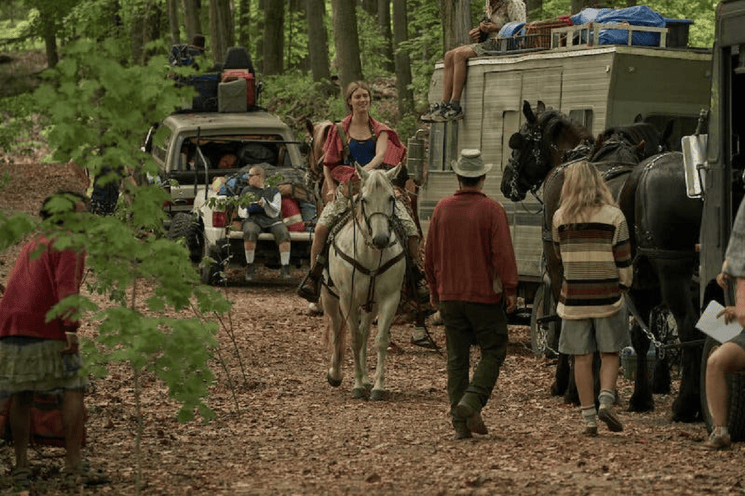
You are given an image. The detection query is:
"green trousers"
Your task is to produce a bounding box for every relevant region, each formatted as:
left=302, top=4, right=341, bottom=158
left=440, top=300, right=508, bottom=423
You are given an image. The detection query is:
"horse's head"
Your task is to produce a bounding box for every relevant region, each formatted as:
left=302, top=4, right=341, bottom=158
left=355, top=164, right=399, bottom=250
left=502, top=100, right=591, bottom=202
left=306, top=119, right=333, bottom=182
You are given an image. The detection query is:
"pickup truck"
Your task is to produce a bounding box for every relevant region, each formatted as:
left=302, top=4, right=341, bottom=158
left=144, top=110, right=315, bottom=284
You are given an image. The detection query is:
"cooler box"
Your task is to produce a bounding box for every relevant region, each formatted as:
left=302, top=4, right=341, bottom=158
left=219, top=79, right=248, bottom=113
left=189, top=73, right=220, bottom=111
left=222, top=69, right=255, bottom=108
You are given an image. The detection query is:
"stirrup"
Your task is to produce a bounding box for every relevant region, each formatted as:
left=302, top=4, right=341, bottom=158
left=297, top=273, right=320, bottom=303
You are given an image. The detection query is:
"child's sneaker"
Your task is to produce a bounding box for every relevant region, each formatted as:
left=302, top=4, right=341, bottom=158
left=421, top=103, right=443, bottom=122
left=701, top=431, right=731, bottom=450
left=441, top=104, right=464, bottom=121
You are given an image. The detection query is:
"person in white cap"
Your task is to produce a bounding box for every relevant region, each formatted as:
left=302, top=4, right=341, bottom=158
left=425, top=148, right=518, bottom=440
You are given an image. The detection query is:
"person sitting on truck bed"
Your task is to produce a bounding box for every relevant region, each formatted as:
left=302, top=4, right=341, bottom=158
left=421, top=0, right=526, bottom=123
left=238, top=165, right=292, bottom=281
left=704, top=197, right=745, bottom=450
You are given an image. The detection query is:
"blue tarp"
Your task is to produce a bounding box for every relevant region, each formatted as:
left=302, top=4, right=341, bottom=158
left=498, top=21, right=526, bottom=38
left=570, top=6, right=666, bottom=46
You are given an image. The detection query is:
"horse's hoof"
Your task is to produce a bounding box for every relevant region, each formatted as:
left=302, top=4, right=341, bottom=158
left=370, top=389, right=385, bottom=401
left=364, top=382, right=373, bottom=391
left=672, top=399, right=702, bottom=423
left=352, top=388, right=367, bottom=399
left=327, top=373, right=342, bottom=388
left=628, top=394, right=654, bottom=413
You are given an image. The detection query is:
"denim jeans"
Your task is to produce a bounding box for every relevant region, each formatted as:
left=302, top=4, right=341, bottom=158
left=440, top=301, right=508, bottom=422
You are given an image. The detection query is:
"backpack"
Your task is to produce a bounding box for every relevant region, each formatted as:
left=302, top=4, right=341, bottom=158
left=169, top=44, right=202, bottom=67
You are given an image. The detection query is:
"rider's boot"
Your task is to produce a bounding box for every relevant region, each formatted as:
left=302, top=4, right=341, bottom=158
left=297, top=254, right=326, bottom=302
left=409, top=263, right=430, bottom=304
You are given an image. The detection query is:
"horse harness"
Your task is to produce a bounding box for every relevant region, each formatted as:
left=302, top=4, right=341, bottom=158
left=325, top=195, right=406, bottom=312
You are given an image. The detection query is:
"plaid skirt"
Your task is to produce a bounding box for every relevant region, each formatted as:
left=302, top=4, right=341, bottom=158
left=0, top=337, right=89, bottom=400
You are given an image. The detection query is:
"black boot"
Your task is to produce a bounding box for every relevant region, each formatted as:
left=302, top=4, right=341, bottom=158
left=297, top=255, right=326, bottom=302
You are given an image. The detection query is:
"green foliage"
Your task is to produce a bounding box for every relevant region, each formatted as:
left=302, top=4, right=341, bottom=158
left=356, top=8, right=390, bottom=79
left=396, top=1, right=441, bottom=112
left=26, top=37, right=232, bottom=423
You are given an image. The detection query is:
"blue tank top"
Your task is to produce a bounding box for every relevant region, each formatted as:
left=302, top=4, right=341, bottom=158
left=348, top=138, right=376, bottom=166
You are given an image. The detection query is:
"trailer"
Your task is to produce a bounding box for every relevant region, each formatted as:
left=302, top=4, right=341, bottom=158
left=412, top=20, right=712, bottom=317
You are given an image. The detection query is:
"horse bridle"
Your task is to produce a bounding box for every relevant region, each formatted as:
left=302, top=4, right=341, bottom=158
left=330, top=191, right=404, bottom=312
left=507, top=121, right=556, bottom=202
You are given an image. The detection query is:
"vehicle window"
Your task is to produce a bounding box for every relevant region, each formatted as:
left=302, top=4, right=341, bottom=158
left=569, top=109, right=593, bottom=132
left=152, top=126, right=173, bottom=165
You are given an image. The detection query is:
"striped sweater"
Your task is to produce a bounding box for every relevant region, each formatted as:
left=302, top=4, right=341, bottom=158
left=552, top=204, right=633, bottom=319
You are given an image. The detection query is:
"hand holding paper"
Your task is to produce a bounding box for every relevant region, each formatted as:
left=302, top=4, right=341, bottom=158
left=696, top=300, right=744, bottom=344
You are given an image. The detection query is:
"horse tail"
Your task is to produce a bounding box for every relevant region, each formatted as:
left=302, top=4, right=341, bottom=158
left=322, top=303, right=347, bottom=355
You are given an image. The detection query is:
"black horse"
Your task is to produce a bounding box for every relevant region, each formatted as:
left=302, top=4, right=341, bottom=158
left=502, top=101, right=704, bottom=422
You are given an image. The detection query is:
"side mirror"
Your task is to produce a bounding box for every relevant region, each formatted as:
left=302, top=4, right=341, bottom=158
left=682, top=133, right=708, bottom=198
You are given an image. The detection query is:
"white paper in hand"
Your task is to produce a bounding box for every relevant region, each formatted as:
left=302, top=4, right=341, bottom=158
left=695, top=300, right=744, bottom=344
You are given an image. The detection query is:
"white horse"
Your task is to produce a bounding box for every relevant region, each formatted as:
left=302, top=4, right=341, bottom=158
left=323, top=163, right=406, bottom=400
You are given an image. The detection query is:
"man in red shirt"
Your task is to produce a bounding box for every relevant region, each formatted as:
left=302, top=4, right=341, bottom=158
left=0, top=191, right=106, bottom=487
left=425, top=149, right=518, bottom=440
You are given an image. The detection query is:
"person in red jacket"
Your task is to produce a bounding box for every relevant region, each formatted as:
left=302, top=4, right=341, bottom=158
left=0, top=191, right=106, bottom=487
left=425, top=149, right=518, bottom=440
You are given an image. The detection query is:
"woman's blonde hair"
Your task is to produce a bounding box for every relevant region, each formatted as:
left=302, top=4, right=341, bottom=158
left=559, top=160, right=616, bottom=223
left=344, top=81, right=371, bottom=113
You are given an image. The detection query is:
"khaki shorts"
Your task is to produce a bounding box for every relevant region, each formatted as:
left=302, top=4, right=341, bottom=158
left=558, top=306, right=631, bottom=355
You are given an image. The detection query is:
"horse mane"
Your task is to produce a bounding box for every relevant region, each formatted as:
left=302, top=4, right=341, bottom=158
left=601, top=122, right=663, bottom=159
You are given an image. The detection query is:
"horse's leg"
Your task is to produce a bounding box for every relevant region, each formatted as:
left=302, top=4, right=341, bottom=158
left=358, top=310, right=374, bottom=391
left=552, top=353, right=571, bottom=397
left=370, top=296, right=399, bottom=401
left=346, top=305, right=368, bottom=399
left=628, top=292, right=655, bottom=412
left=323, top=293, right=344, bottom=388
left=660, top=267, right=703, bottom=422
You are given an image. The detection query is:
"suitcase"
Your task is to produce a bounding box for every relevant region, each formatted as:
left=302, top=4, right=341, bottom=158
left=221, top=69, right=255, bottom=108
left=219, top=79, right=248, bottom=112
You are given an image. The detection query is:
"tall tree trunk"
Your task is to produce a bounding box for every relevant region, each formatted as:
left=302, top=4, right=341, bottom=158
left=377, top=0, right=395, bottom=72
left=360, top=0, right=376, bottom=15
left=332, top=0, right=363, bottom=92
left=130, top=6, right=145, bottom=65
left=209, top=0, right=234, bottom=65
left=183, top=0, right=202, bottom=44
left=525, top=0, right=542, bottom=21
left=306, top=0, right=331, bottom=82
left=236, top=0, right=251, bottom=52
left=441, top=0, right=472, bottom=52
left=263, top=0, right=284, bottom=75
left=167, top=0, right=181, bottom=45
left=143, top=1, right=164, bottom=62
left=392, top=0, right=413, bottom=116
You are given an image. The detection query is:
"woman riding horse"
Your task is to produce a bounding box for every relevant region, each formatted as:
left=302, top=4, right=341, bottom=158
left=297, top=81, right=427, bottom=305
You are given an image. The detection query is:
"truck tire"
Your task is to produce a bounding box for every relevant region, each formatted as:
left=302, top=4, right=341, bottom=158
left=530, top=283, right=559, bottom=358
left=167, top=213, right=203, bottom=263
left=700, top=336, right=745, bottom=441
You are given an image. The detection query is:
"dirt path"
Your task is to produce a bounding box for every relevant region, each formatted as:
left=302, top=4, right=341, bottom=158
left=1, top=143, right=743, bottom=495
